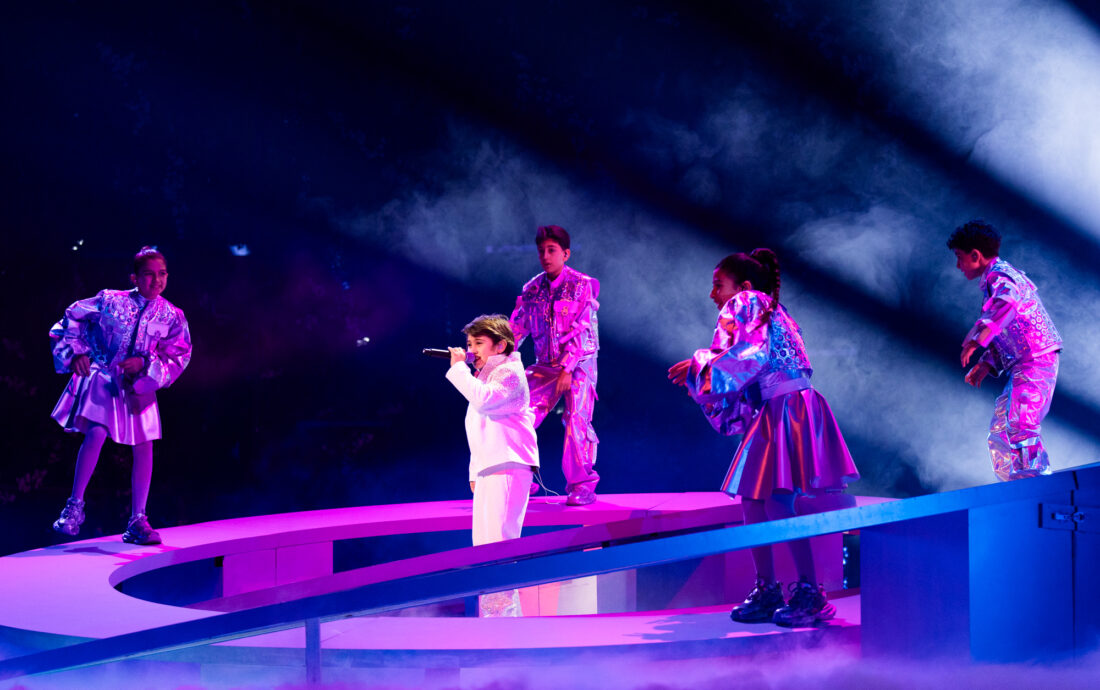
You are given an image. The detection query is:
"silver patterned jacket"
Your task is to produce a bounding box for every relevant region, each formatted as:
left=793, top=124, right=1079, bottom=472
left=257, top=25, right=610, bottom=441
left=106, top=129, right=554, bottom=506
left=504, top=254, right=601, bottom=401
left=968, top=258, right=1061, bottom=376
left=50, top=288, right=191, bottom=395
left=510, top=265, right=600, bottom=372
left=687, top=290, right=812, bottom=436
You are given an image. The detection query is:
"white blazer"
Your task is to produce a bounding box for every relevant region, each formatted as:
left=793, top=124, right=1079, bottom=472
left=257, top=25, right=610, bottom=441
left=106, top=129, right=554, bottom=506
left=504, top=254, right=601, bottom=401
left=446, top=352, right=540, bottom=481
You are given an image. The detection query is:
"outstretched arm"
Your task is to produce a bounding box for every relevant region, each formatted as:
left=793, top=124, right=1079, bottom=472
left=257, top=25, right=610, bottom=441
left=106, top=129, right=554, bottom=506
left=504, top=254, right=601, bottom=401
left=674, top=296, right=763, bottom=438
left=685, top=293, right=768, bottom=403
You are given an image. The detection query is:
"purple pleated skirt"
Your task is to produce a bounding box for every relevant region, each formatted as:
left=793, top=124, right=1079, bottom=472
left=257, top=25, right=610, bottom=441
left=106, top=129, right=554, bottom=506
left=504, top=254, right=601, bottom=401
left=721, top=388, right=859, bottom=500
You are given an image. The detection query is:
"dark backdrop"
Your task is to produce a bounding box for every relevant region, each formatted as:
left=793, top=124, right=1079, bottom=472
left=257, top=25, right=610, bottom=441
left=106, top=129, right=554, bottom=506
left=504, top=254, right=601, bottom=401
left=3, top=1, right=1099, bottom=556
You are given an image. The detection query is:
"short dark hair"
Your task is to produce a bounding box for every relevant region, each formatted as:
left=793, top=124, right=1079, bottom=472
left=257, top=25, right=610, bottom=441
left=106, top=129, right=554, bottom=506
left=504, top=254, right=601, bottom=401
left=947, top=220, right=1000, bottom=257
left=133, top=246, right=166, bottom=273
left=462, top=314, right=515, bottom=355
left=535, top=225, right=570, bottom=250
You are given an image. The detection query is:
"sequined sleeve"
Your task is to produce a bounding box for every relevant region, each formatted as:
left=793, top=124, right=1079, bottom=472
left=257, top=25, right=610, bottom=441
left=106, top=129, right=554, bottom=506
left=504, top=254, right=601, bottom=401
left=686, top=292, right=769, bottom=402
left=558, top=277, right=599, bottom=372
left=964, top=272, right=1021, bottom=349
left=445, top=363, right=526, bottom=415
left=49, top=291, right=105, bottom=374
left=132, top=306, right=192, bottom=394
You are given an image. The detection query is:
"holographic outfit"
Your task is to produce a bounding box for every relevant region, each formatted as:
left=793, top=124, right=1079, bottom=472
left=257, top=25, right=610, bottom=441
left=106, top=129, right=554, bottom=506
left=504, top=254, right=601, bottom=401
left=50, top=289, right=191, bottom=445
left=686, top=291, right=859, bottom=500
left=965, top=258, right=1061, bottom=481
left=510, top=265, right=600, bottom=494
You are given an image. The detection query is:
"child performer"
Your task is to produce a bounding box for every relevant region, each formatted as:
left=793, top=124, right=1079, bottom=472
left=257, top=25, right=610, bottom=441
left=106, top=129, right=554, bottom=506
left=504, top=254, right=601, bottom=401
left=948, top=220, right=1061, bottom=481
left=669, top=248, right=859, bottom=627
left=445, top=314, right=540, bottom=617
left=509, top=225, right=600, bottom=506
left=50, top=246, right=192, bottom=545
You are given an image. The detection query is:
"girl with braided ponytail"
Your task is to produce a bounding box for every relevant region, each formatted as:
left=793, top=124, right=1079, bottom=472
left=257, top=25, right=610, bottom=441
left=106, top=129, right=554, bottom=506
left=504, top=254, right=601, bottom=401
left=49, top=246, right=192, bottom=546
left=669, top=248, right=859, bottom=627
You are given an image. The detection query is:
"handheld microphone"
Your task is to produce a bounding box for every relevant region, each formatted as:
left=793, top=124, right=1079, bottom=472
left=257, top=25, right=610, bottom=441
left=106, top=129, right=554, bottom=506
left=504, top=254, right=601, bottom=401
left=423, top=348, right=476, bottom=365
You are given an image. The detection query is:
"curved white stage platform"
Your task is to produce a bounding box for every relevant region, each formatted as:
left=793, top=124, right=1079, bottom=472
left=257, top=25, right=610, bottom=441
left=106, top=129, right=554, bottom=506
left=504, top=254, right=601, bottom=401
left=0, top=493, right=872, bottom=684
left=4, top=466, right=1098, bottom=687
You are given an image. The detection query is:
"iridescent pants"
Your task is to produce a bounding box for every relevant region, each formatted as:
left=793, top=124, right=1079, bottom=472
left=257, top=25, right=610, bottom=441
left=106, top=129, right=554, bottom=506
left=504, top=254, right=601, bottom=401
left=527, top=358, right=599, bottom=493
left=988, top=351, right=1058, bottom=482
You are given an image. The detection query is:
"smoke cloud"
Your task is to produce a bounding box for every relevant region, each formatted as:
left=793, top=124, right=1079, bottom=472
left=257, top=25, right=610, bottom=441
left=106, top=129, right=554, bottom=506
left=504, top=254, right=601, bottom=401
left=306, top=126, right=727, bottom=362
left=5, top=642, right=1099, bottom=689
left=297, top=1, right=1100, bottom=494
left=857, top=0, right=1100, bottom=241
left=611, top=5, right=1100, bottom=490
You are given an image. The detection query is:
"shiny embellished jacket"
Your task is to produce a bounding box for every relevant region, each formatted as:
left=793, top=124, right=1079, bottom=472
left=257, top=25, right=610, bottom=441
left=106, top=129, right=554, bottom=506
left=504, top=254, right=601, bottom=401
left=967, top=258, right=1061, bottom=376
left=510, top=265, right=600, bottom=372
left=687, top=291, right=812, bottom=436
left=50, top=288, right=191, bottom=394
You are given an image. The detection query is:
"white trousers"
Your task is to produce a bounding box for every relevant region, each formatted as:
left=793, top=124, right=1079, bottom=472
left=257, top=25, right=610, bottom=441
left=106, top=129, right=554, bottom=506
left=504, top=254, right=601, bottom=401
left=472, top=464, right=532, bottom=617
left=472, top=464, right=532, bottom=545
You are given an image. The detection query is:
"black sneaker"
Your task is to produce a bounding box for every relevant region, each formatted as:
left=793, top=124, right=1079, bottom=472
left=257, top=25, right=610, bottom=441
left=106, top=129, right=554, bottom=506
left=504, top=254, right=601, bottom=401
left=772, top=580, right=836, bottom=627
left=122, top=513, right=162, bottom=545
left=52, top=497, right=86, bottom=537
left=730, top=578, right=785, bottom=623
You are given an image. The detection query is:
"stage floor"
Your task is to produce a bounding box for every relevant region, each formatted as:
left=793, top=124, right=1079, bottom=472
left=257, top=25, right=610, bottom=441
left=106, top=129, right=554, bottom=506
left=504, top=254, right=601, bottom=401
left=213, top=597, right=860, bottom=665
left=0, top=493, right=875, bottom=678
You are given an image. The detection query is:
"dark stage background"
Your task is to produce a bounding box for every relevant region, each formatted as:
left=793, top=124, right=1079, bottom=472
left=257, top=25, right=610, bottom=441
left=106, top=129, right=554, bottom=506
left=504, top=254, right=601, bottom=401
left=3, top=1, right=1100, bottom=557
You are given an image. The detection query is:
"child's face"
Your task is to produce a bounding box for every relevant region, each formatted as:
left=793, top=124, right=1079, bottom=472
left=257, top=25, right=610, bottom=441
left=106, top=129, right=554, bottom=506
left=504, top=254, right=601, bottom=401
left=953, top=249, right=986, bottom=281
left=466, top=334, right=506, bottom=370
left=537, top=240, right=570, bottom=279
left=131, top=258, right=168, bottom=300
left=711, top=269, right=749, bottom=309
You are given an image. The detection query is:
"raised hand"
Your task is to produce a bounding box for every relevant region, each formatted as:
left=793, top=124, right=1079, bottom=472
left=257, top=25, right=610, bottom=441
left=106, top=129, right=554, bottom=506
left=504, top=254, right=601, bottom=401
left=448, top=347, right=467, bottom=366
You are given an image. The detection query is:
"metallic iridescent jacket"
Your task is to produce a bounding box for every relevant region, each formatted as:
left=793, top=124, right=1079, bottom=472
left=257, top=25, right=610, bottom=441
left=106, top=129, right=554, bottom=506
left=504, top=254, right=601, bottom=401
left=50, top=288, right=191, bottom=395
left=968, top=259, right=1061, bottom=376
left=510, top=265, right=599, bottom=372
left=687, top=290, right=812, bottom=436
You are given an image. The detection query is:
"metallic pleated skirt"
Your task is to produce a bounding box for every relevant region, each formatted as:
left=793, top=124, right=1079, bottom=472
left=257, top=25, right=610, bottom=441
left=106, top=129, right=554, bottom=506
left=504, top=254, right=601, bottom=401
left=51, top=369, right=161, bottom=446
left=721, top=388, right=859, bottom=501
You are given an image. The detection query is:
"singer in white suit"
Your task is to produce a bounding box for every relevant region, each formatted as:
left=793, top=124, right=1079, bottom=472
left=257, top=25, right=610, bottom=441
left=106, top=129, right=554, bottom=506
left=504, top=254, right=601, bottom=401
left=445, top=314, right=539, bottom=617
